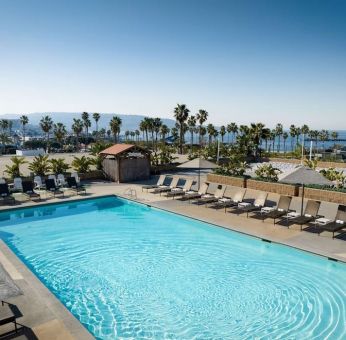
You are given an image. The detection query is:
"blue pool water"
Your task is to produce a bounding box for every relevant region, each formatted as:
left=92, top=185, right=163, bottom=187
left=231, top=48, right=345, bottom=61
left=0, top=196, right=345, bottom=339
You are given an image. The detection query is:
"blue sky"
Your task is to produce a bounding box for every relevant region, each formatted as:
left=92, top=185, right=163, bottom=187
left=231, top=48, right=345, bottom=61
left=0, top=0, right=345, bottom=128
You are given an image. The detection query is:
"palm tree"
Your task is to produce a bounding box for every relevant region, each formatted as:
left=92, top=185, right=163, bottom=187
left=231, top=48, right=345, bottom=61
left=282, top=132, right=288, bottom=154
left=196, top=109, right=208, bottom=146
left=228, top=122, right=238, bottom=144
left=93, top=113, right=101, bottom=137
left=40, top=115, right=53, bottom=153
left=261, top=128, right=271, bottom=152
left=8, top=120, right=13, bottom=137
left=53, top=123, right=67, bottom=147
left=160, top=124, right=170, bottom=142
left=301, top=124, right=309, bottom=153
left=130, top=131, right=135, bottom=141
left=275, top=123, right=283, bottom=152
left=139, top=119, right=148, bottom=143
left=109, top=116, right=122, bottom=142
left=20, top=115, right=29, bottom=146
left=135, top=129, right=140, bottom=142
left=289, top=124, right=296, bottom=151
left=331, top=131, right=338, bottom=140
left=153, top=118, right=162, bottom=148
left=4, top=156, right=27, bottom=178
left=72, top=118, right=83, bottom=151
left=319, top=129, right=329, bottom=152
left=174, top=104, right=190, bottom=154
left=250, top=123, right=265, bottom=158
left=187, top=115, right=196, bottom=148
left=0, top=119, right=9, bottom=133
left=219, top=125, right=226, bottom=144
left=207, top=123, right=215, bottom=145
left=125, top=130, right=130, bottom=141
left=81, top=112, right=91, bottom=149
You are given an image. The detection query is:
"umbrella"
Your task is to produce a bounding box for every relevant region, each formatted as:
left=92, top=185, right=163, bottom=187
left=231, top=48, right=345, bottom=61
left=279, top=166, right=332, bottom=215
left=177, top=158, right=218, bottom=189
left=0, top=263, right=23, bottom=301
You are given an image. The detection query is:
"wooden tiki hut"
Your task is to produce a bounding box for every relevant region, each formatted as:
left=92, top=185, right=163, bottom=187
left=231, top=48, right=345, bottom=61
left=100, top=144, right=151, bottom=183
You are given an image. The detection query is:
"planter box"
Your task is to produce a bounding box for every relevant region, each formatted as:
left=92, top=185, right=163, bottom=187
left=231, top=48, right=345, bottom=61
left=247, top=179, right=298, bottom=196
left=207, top=174, right=246, bottom=188
left=299, top=187, right=346, bottom=204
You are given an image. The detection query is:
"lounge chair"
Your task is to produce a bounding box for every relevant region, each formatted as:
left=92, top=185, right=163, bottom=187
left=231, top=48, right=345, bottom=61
left=48, top=174, right=58, bottom=186
left=71, top=172, right=80, bottom=184
left=152, top=176, right=179, bottom=195
left=57, top=173, right=66, bottom=187
left=287, top=200, right=321, bottom=230
left=209, top=189, right=246, bottom=211
left=178, top=182, right=209, bottom=201
left=315, top=205, right=346, bottom=238
left=232, top=192, right=268, bottom=217
left=166, top=179, right=194, bottom=198
left=0, top=184, right=15, bottom=205
left=193, top=185, right=226, bottom=206
left=22, top=181, right=41, bottom=201
left=259, top=195, right=292, bottom=224
left=142, top=175, right=166, bottom=192
left=0, top=301, right=19, bottom=335
left=66, top=177, right=86, bottom=195
left=12, top=177, right=23, bottom=192
left=45, top=178, right=64, bottom=197
left=34, top=176, right=44, bottom=189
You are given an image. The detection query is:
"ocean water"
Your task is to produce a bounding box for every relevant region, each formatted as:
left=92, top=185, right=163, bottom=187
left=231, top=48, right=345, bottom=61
left=0, top=196, right=345, bottom=339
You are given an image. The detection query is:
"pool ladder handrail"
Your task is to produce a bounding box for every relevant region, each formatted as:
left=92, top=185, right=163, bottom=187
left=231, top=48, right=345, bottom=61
left=123, top=187, right=137, bottom=199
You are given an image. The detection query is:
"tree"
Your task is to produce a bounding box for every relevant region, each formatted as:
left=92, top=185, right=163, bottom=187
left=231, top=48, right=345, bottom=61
left=289, top=124, right=296, bottom=151
left=40, top=115, right=53, bottom=153
left=53, top=123, right=67, bottom=146
left=174, top=104, right=190, bottom=154
left=81, top=112, right=91, bottom=150
left=331, top=131, right=338, bottom=140
left=109, top=116, right=122, bottom=142
left=301, top=124, right=309, bottom=153
left=153, top=118, right=162, bottom=148
left=275, top=123, right=283, bottom=152
left=49, top=158, right=70, bottom=174
left=250, top=123, right=265, bottom=158
left=282, top=132, right=288, bottom=154
left=0, top=119, right=9, bottom=133
left=187, top=115, right=197, bottom=148
left=227, top=122, right=238, bottom=144
left=219, top=125, right=226, bottom=143
left=196, top=109, right=208, bottom=146
left=28, top=155, right=51, bottom=176
left=4, top=156, right=27, bottom=178
left=135, top=129, right=140, bottom=142
left=160, top=124, right=170, bottom=142
left=72, top=119, right=83, bottom=151
left=207, top=124, right=216, bottom=145
left=93, top=113, right=101, bottom=136
left=139, top=119, right=148, bottom=143
left=71, top=156, right=93, bottom=173
left=20, top=115, right=29, bottom=146
left=319, top=130, right=329, bottom=151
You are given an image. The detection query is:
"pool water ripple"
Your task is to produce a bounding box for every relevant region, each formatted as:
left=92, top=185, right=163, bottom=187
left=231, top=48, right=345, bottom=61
left=0, top=196, right=345, bottom=339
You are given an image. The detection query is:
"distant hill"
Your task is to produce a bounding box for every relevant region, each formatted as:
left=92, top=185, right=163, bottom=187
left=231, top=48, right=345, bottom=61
left=0, top=112, right=176, bottom=133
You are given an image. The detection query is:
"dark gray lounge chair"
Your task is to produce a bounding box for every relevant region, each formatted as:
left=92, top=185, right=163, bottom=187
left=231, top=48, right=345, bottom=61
left=0, top=301, right=18, bottom=335
left=260, top=195, right=292, bottom=224
left=232, top=192, right=268, bottom=217
left=0, top=184, right=15, bottom=205
left=193, top=185, right=226, bottom=205
left=288, top=200, right=321, bottom=230
left=45, top=178, right=64, bottom=197
left=22, top=181, right=41, bottom=201
left=142, top=175, right=166, bottom=192
left=315, top=205, right=346, bottom=238
left=66, top=177, right=86, bottom=195
left=178, top=182, right=209, bottom=201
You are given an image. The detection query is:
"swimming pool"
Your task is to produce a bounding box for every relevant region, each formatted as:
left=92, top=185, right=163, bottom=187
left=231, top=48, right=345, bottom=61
left=0, top=196, right=345, bottom=339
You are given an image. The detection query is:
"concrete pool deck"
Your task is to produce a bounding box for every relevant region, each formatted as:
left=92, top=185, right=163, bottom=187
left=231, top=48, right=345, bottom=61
left=0, top=179, right=345, bottom=339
